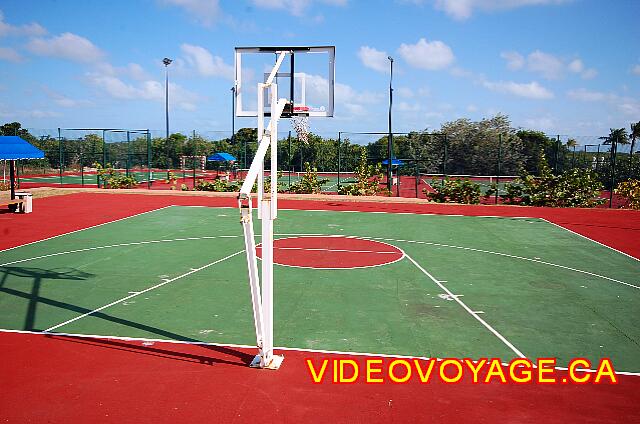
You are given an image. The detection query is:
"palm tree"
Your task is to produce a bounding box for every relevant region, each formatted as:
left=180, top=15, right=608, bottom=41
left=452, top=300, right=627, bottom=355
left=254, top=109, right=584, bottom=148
left=566, top=138, right=578, bottom=148
left=599, top=128, right=629, bottom=145
left=630, top=122, right=640, bottom=155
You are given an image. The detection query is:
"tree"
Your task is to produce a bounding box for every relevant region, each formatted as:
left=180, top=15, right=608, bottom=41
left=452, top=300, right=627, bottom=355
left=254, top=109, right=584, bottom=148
left=599, top=128, right=629, bottom=145
left=516, top=130, right=557, bottom=175
left=630, top=122, right=640, bottom=155
left=566, top=138, right=578, bottom=148
left=439, top=114, right=525, bottom=175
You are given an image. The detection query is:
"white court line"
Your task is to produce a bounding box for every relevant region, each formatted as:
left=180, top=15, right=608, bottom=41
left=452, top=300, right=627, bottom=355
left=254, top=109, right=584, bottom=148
left=44, top=250, right=244, bottom=332
left=267, top=247, right=399, bottom=254
left=0, top=205, right=174, bottom=254
left=540, top=218, right=640, bottom=262
left=362, top=236, right=640, bottom=291
left=404, top=253, right=527, bottom=359
left=8, top=328, right=634, bottom=376
left=0, top=235, right=244, bottom=267
left=175, top=204, right=538, bottom=220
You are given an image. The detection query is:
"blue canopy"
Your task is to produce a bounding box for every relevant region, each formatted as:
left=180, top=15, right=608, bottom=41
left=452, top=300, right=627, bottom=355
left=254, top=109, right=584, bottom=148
left=207, top=152, right=237, bottom=162
left=0, top=136, right=44, bottom=160
left=381, top=158, right=404, bottom=166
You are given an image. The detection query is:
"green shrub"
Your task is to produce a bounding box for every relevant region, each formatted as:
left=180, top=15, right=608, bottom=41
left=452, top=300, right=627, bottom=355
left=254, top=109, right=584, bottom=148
left=289, top=163, right=328, bottom=194
left=498, top=160, right=605, bottom=207
left=94, top=162, right=137, bottom=189
left=337, top=150, right=385, bottom=196
left=165, top=171, right=178, bottom=190
left=615, top=179, right=640, bottom=209
left=194, top=178, right=240, bottom=192
left=425, top=177, right=482, bottom=204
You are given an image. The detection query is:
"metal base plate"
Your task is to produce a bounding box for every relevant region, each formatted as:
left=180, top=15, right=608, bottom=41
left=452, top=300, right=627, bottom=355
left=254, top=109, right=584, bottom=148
left=249, top=354, right=285, bottom=370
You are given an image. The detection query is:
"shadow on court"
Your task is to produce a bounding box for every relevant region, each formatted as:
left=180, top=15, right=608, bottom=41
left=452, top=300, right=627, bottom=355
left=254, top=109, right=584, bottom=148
left=0, top=266, right=94, bottom=331
left=46, top=334, right=254, bottom=367
left=0, top=265, right=253, bottom=367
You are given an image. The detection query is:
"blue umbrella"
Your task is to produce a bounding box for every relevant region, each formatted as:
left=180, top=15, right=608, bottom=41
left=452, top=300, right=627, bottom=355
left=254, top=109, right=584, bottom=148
left=381, top=158, right=404, bottom=166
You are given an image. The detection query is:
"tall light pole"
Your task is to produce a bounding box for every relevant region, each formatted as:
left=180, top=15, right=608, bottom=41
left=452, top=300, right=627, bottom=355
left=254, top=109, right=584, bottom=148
left=387, top=56, right=394, bottom=193
left=163, top=57, right=173, bottom=177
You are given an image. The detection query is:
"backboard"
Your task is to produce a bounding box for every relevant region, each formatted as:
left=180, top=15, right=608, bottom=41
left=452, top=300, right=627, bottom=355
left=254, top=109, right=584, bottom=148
left=234, top=46, right=335, bottom=118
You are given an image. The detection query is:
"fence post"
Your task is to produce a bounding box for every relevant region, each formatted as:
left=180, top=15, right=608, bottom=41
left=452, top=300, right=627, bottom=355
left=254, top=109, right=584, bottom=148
left=337, top=132, right=341, bottom=189
left=609, top=135, right=618, bottom=208
left=554, top=135, right=560, bottom=174
left=147, top=130, right=152, bottom=189
left=58, top=128, right=63, bottom=186
left=414, top=158, right=419, bottom=198
left=495, top=133, right=502, bottom=205
left=288, top=131, right=292, bottom=187
left=443, top=133, right=448, bottom=178
left=126, top=131, right=131, bottom=177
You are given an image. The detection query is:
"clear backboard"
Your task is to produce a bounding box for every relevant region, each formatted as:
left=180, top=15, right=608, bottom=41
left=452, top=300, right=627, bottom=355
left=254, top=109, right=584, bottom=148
left=234, top=46, right=335, bottom=117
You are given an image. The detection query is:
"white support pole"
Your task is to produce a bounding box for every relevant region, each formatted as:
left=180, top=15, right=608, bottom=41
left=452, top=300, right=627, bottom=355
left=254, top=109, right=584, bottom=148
left=240, top=203, right=264, bottom=353
left=260, top=197, right=274, bottom=366
left=270, top=82, right=278, bottom=217
left=257, top=83, right=265, bottom=219
left=238, top=51, right=289, bottom=370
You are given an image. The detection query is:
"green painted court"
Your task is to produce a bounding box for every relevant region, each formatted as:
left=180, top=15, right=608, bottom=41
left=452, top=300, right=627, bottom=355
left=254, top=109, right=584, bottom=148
left=19, top=170, right=209, bottom=185
left=1, top=205, right=638, bottom=372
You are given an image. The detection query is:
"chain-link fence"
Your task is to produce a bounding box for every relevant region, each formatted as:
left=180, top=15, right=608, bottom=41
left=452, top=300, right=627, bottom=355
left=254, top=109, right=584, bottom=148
left=2, top=126, right=638, bottom=207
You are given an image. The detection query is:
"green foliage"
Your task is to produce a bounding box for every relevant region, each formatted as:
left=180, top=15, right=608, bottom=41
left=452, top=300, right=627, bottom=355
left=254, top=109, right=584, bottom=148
left=600, top=128, right=629, bottom=146
left=615, top=179, right=640, bottom=209
left=165, top=171, right=178, bottom=190
left=499, top=160, right=605, bottom=207
left=93, top=162, right=137, bottom=189
left=193, top=178, right=240, bottom=192
left=338, top=149, right=385, bottom=196
left=438, top=114, right=526, bottom=175
left=425, top=178, right=482, bottom=204
left=289, top=163, right=328, bottom=194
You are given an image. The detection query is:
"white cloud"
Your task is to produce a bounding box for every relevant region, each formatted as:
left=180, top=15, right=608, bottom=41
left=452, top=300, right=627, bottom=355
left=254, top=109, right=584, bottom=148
left=501, top=49, right=597, bottom=80
left=250, top=0, right=347, bottom=17
left=618, top=98, right=640, bottom=116
left=482, top=80, right=554, bottom=99
left=357, top=46, right=390, bottom=73
left=43, top=87, right=92, bottom=108
left=87, top=72, right=200, bottom=111
left=27, top=32, right=105, bottom=63
left=0, top=46, right=22, bottom=62
left=567, top=88, right=606, bottom=102
left=566, top=88, right=639, bottom=117
left=397, top=102, right=421, bottom=112
left=94, top=62, right=151, bottom=80
left=523, top=116, right=557, bottom=131
left=527, top=50, right=564, bottom=79
left=631, top=64, right=640, bottom=75
left=161, top=0, right=223, bottom=26
left=398, top=38, right=454, bottom=70
left=432, top=0, right=572, bottom=21
left=180, top=43, right=234, bottom=79
left=580, top=68, right=597, bottom=80
left=0, top=10, right=47, bottom=37
left=500, top=51, right=524, bottom=70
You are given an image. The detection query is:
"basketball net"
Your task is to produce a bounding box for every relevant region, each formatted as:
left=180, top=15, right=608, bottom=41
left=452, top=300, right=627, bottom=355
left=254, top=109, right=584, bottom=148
left=291, top=106, right=310, bottom=143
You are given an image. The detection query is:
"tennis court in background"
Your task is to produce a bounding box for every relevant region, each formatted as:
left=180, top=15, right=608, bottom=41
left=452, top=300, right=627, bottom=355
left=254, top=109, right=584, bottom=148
left=2, top=204, right=638, bottom=372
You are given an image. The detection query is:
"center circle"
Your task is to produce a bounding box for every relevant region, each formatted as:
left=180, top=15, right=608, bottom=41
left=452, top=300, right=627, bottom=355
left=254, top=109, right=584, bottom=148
left=256, top=236, right=404, bottom=269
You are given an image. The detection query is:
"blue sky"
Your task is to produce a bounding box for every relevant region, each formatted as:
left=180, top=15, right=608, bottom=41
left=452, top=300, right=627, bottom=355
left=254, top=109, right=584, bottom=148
left=0, top=0, right=638, bottom=138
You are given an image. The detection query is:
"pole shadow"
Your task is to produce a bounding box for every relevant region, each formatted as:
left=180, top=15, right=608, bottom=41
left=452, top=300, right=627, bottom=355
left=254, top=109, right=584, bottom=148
left=0, top=265, right=254, bottom=367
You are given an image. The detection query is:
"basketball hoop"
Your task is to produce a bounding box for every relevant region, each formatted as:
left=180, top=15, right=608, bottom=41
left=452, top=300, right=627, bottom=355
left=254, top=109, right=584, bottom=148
left=291, top=105, right=310, bottom=143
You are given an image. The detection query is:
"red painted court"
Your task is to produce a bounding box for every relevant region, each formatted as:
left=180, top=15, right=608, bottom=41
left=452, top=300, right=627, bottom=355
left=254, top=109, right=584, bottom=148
left=1, top=191, right=639, bottom=423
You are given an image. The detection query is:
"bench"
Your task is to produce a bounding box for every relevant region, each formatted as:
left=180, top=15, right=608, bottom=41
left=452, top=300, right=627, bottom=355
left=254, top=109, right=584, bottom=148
left=1, top=199, right=23, bottom=212
left=2, top=192, right=32, bottom=213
